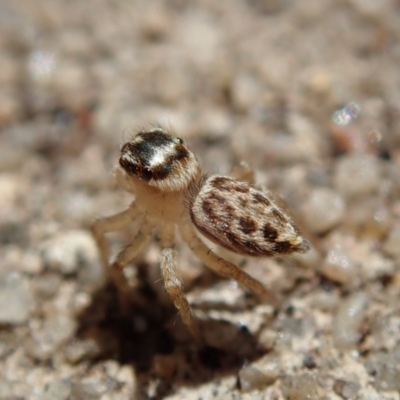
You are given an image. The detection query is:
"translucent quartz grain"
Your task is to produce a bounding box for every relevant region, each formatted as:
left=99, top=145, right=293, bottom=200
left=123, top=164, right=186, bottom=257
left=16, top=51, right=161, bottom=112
left=333, top=153, right=381, bottom=198
left=333, top=292, right=369, bottom=349
left=302, top=187, right=345, bottom=234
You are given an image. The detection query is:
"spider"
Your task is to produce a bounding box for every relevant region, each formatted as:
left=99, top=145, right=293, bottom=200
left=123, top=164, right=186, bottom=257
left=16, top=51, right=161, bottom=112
left=91, top=128, right=310, bottom=341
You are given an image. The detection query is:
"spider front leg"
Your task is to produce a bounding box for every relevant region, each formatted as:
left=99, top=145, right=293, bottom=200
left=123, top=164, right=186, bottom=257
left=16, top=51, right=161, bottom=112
left=108, top=216, right=157, bottom=311
left=91, top=204, right=156, bottom=312
left=179, top=223, right=278, bottom=306
left=91, top=201, right=141, bottom=272
left=159, top=223, right=202, bottom=343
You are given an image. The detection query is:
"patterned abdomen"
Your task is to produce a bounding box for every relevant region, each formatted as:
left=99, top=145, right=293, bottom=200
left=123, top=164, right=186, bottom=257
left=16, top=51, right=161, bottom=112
left=189, top=175, right=310, bottom=257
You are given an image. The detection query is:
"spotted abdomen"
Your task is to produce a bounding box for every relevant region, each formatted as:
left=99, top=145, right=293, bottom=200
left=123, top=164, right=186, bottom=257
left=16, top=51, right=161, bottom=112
left=189, top=175, right=310, bottom=257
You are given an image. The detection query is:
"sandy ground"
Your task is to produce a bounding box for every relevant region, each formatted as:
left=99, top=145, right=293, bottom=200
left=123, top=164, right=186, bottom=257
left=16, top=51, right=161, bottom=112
left=0, top=0, right=400, bottom=399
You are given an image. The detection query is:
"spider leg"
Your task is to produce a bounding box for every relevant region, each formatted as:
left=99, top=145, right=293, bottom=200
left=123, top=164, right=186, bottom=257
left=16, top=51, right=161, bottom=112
left=159, top=223, right=202, bottom=343
left=91, top=201, right=142, bottom=272
left=179, top=223, right=278, bottom=306
left=110, top=216, right=157, bottom=311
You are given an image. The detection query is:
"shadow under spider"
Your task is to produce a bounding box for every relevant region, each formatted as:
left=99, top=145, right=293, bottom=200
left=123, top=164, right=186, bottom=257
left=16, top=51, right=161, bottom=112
left=75, top=260, right=266, bottom=399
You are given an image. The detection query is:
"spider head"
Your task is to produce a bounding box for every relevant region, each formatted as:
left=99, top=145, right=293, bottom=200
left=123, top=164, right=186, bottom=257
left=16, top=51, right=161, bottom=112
left=119, top=128, right=200, bottom=191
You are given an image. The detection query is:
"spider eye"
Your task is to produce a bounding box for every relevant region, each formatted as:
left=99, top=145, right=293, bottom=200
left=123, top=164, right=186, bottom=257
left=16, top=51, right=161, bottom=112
left=176, top=137, right=183, bottom=144
left=141, top=167, right=153, bottom=181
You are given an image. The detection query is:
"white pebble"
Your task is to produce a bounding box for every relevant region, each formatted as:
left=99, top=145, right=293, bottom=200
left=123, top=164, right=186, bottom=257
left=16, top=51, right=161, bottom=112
left=64, top=338, right=99, bottom=364
left=333, top=292, right=369, bottom=349
left=42, top=379, right=71, bottom=400
left=26, top=315, right=76, bottom=361
left=366, top=348, right=400, bottom=391
left=28, top=50, right=57, bottom=84
left=41, top=230, right=99, bottom=276
left=302, top=188, right=345, bottom=234
left=239, top=355, right=280, bottom=392
left=333, top=379, right=361, bottom=399
left=0, top=272, right=33, bottom=324
left=321, top=245, right=357, bottom=284
left=346, top=201, right=391, bottom=240
left=333, top=153, right=381, bottom=198
left=281, top=373, right=323, bottom=399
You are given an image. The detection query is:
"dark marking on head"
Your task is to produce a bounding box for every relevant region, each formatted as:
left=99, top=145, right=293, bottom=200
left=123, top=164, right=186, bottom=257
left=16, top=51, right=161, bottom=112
left=119, top=130, right=190, bottom=182
left=239, top=217, right=257, bottom=234
left=262, top=223, right=278, bottom=240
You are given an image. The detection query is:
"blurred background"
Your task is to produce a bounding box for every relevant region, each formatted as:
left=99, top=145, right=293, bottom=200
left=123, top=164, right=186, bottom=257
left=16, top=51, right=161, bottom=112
left=0, top=0, right=400, bottom=399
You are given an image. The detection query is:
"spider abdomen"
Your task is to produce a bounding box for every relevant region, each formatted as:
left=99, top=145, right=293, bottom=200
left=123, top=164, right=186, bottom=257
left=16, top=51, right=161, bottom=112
left=189, top=175, right=309, bottom=257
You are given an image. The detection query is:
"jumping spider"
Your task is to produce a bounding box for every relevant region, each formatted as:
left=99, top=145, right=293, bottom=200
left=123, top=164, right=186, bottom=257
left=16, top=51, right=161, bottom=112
left=91, top=128, right=310, bottom=341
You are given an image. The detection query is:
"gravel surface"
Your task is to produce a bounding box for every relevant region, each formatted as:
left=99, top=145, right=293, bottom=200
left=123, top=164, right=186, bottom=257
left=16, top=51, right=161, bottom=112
left=1, top=0, right=400, bottom=399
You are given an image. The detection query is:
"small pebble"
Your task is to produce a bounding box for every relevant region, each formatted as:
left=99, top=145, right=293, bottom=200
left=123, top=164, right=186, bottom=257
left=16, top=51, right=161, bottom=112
left=64, top=338, right=100, bottom=364
left=42, top=379, right=71, bottom=400
left=345, top=198, right=391, bottom=239
left=26, top=315, right=76, bottom=361
left=31, top=272, right=62, bottom=300
left=281, top=373, right=323, bottom=400
left=71, top=377, right=116, bottom=398
left=239, top=355, right=280, bottom=392
left=371, top=313, right=400, bottom=351
left=27, top=50, right=57, bottom=84
left=321, top=244, right=357, bottom=285
left=333, top=153, right=381, bottom=198
left=302, top=187, right=345, bottom=234
left=366, top=348, right=400, bottom=391
left=41, top=230, right=99, bottom=276
left=0, top=272, right=33, bottom=324
left=333, top=379, right=361, bottom=399
left=19, top=251, right=44, bottom=275
left=333, top=292, right=369, bottom=349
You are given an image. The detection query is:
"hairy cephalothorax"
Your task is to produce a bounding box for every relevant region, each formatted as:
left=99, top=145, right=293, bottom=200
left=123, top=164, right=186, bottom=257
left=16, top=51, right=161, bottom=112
left=91, top=127, right=310, bottom=341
